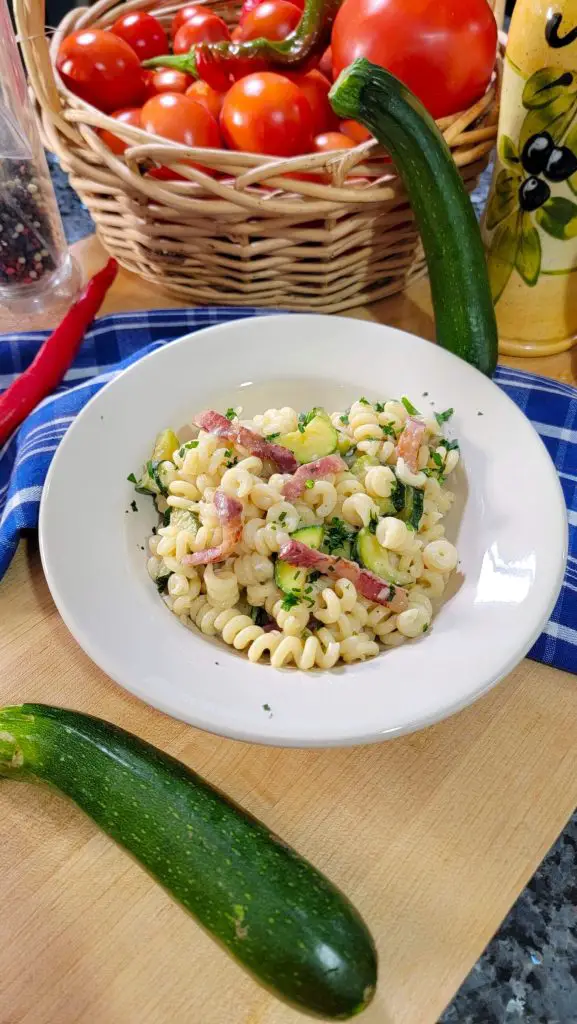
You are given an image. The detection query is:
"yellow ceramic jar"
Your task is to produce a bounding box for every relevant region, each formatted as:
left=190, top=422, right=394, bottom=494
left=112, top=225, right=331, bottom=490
left=483, top=0, right=577, bottom=356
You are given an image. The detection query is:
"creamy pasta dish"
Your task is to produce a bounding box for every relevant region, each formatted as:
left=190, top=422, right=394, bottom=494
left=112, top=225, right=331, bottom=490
left=130, top=397, right=460, bottom=670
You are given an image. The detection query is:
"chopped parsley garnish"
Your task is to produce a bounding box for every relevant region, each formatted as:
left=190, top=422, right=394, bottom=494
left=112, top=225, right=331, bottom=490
left=309, top=570, right=321, bottom=583
left=432, top=452, right=444, bottom=469
left=324, top=517, right=355, bottom=554
left=477, top=411, right=484, bottom=416
left=298, top=409, right=316, bottom=433
left=435, top=408, right=454, bottom=426
left=127, top=472, right=137, bottom=484
left=262, top=703, right=271, bottom=712
left=359, top=397, right=370, bottom=406
left=374, top=402, right=385, bottom=413
left=130, top=500, right=138, bottom=512
left=225, top=408, right=236, bottom=420
left=281, top=592, right=300, bottom=611
left=278, top=511, right=287, bottom=525
left=162, top=507, right=172, bottom=527
left=155, top=573, right=171, bottom=594
left=401, top=396, right=420, bottom=416
left=224, top=448, right=238, bottom=468
left=147, top=460, right=168, bottom=496
left=339, top=413, right=349, bottom=425
left=368, top=511, right=379, bottom=534
left=305, top=479, right=314, bottom=489
left=381, top=422, right=396, bottom=438
left=178, top=440, right=199, bottom=460
left=422, top=623, right=429, bottom=633
left=445, top=438, right=460, bottom=452
left=265, top=432, right=280, bottom=441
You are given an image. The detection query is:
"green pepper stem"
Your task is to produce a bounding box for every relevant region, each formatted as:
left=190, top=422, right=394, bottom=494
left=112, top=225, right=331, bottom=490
left=142, top=0, right=340, bottom=75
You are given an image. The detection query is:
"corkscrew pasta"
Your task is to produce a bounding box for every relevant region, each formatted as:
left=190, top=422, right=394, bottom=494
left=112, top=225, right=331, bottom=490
left=132, top=395, right=461, bottom=670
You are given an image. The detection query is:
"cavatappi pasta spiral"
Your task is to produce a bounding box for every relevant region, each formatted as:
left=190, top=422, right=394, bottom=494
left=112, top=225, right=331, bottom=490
left=133, top=395, right=460, bottom=670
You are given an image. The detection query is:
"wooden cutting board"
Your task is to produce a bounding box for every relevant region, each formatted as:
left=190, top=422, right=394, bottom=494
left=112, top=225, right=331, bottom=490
left=1, top=236, right=575, bottom=1024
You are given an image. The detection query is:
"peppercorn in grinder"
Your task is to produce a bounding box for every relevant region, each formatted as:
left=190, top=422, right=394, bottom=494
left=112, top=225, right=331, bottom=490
left=0, top=0, right=78, bottom=314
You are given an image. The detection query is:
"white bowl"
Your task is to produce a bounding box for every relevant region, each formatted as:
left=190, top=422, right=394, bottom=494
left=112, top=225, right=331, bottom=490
left=39, top=315, right=567, bottom=747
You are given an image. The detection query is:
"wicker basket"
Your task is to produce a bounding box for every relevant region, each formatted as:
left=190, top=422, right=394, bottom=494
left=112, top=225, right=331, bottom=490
left=15, top=0, right=501, bottom=312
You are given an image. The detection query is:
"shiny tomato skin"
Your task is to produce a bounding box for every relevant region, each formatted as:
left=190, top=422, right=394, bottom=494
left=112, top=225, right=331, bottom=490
left=318, top=45, right=332, bottom=79
left=170, top=4, right=205, bottom=38
left=314, top=131, right=355, bottom=153
left=141, top=92, right=221, bottom=148
left=173, top=12, right=230, bottom=52
left=237, top=0, right=301, bottom=42
left=98, top=107, right=142, bottom=154
left=220, top=72, right=313, bottom=156
left=56, top=30, right=145, bottom=113
left=149, top=68, right=195, bottom=95
left=339, top=119, right=371, bottom=143
left=110, top=12, right=168, bottom=62
left=285, top=69, right=337, bottom=135
left=331, top=0, right=497, bottom=120
left=185, top=80, right=226, bottom=120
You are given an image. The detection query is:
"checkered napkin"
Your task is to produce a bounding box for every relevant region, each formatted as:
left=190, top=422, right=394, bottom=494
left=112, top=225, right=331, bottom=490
left=0, top=308, right=574, bottom=672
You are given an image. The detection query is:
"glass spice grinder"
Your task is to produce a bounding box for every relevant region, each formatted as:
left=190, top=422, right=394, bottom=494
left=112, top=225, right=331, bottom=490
left=0, top=0, right=78, bottom=313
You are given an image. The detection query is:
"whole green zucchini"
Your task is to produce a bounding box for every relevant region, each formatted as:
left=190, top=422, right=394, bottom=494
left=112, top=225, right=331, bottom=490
left=330, top=58, right=498, bottom=377
left=0, top=704, right=376, bottom=1019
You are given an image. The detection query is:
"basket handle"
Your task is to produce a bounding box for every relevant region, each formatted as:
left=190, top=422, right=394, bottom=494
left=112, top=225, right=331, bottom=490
left=13, top=0, right=82, bottom=143
left=489, top=0, right=506, bottom=28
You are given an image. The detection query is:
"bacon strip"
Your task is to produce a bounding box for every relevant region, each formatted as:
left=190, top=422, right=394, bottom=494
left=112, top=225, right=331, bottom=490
left=282, top=454, right=346, bottom=500
left=396, top=417, right=426, bottom=473
left=181, top=490, right=243, bottom=566
left=194, top=410, right=298, bottom=473
left=278, top=539, right=408, bottom=611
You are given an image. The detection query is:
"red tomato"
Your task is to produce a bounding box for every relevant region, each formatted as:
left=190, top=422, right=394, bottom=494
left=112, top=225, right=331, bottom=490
left=185, top=80, right=226, bottom=120
left=98, top=107, right=142, bottom=154
left=314, top=131, right=355, bottom=153
left=285, top=69, right=336, bottom=136
left=236, top=0, right=301, bottom=42
left=171, top=4, right=205, bottom=38
left=110, top=12, right=168, bottom=62
left=141, top=92, right=221, bottom=147
left=318, top=45, right=332, bottom=79
left=331, top=0, right=497, bottom=120
left=56, top=30, right=145, bottom=113
left=173, top=12, right=230, bottom=52
left=220, top=72, right=313, bottom=156
left=340, top=119, right=371, bottom=144
left=149, top=68, right=194, bottom=95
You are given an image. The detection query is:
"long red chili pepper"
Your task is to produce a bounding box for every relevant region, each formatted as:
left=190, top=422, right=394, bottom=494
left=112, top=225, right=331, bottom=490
left=142, top=0, right=341, bottom=90
left=0, top=258, right=118, bottom=446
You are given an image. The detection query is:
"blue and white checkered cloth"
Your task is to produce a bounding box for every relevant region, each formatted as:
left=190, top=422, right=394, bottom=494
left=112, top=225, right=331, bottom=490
left=0, top=308, right=575, bottom=673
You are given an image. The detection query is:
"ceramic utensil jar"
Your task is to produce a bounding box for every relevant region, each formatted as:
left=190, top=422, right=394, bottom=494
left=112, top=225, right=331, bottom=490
left=483, top=0, right=577, bottom=356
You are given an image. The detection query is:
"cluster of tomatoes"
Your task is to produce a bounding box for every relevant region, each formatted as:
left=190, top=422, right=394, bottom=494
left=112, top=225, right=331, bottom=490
left=56, top=0, right=498, bottom=170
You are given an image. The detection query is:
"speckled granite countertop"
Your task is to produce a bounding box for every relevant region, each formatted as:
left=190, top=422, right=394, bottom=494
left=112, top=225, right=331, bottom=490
left=49, top=153, right=577, bottom=1024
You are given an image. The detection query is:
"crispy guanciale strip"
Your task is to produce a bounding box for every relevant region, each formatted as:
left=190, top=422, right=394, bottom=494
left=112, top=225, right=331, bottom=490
left=282, top=454, right=345, bottom=500
left=278, top=539, right=408, bottom=610
left=194, top=410, right=298, bottom=473
left=396, top=417, right=426, bottom=473
left=181, top=490, right=243, bottom=566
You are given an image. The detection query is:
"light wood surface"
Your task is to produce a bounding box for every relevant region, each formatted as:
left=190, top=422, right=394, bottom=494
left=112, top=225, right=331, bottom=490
left=1, top=235, right=575, bottom=1024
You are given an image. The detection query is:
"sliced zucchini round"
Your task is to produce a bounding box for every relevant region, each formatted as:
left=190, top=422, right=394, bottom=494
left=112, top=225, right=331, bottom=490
left=399, top=486, right=424, bottom=530
left=152, top=429, right=180, bottom=464
left=274, top=525, right=324, bottom=595
left=349, top=454, right=379, bottom=480
left=278, top=409, right=337, bottom=465
left=356, top=527, right=413, bottom=587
